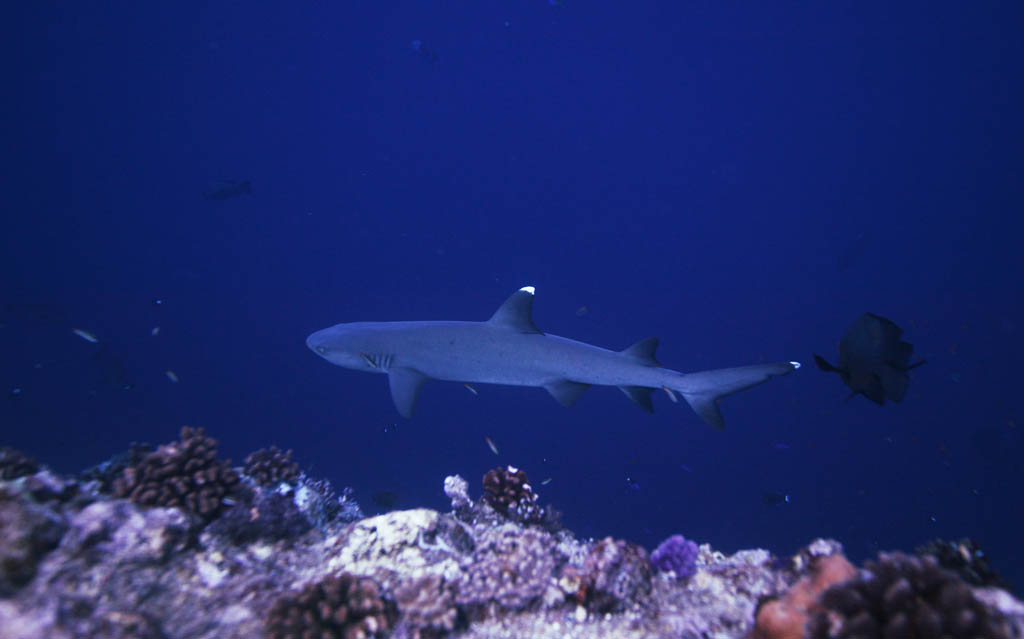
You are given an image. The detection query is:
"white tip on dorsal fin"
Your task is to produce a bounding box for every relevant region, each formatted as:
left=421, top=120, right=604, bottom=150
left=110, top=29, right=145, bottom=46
left=488, top=286, right=542, bottom=334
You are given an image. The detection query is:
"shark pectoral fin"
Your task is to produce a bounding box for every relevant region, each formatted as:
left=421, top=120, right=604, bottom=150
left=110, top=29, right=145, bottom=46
left=388, top=367, right=429, bottom=418
left=487, top=286, right=543, bottom=334
left=620, top=337, right=661, bottom=366
left=544, top=379, right=590, bottom=407
left=619, top=386, right=654, bottom=413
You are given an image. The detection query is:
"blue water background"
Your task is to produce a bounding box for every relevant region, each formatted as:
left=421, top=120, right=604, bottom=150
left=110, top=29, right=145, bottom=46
left=3, top=2, right=1022, bottom=585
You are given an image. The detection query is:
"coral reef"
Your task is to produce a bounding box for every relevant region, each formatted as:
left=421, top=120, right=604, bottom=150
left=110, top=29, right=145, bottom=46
left=0, top=447, right=38, bottom=480
left=392, top=574, right=459, bottom=639
left=917, top=537, right=1013, bottom=591
left=0, top=484, right=67, bottom=596
left=750, top=551, right=856, bottom=639
left=562, top=536, right=652, bottom=613
left=650, top=534, right=699, bottom=580
left=443, top=474, right=471, bottom=511
left=112, top=426, right=239, bottom=522
left=1, top=434, right=1021, bottom=639
left=265, top=573, right=396, bottom=639
left=481, top=465, right=541, bottom=523
left=454, top=524, right=561, bottom=617
left=243, top=446, right=300, bottom=488
left=79, top=442, right=152, bottom=493
left=206, top=486, right=311, bottom=545
left=806, top=551, right=1013, bottom=639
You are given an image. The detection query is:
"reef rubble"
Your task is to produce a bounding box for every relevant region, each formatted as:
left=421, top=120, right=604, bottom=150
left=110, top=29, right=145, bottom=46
left=1, top=436, right=1022, bottom=639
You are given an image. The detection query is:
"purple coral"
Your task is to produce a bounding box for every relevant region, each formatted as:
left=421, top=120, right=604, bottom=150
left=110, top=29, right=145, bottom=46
left=651, top=534, right=699, bottom=579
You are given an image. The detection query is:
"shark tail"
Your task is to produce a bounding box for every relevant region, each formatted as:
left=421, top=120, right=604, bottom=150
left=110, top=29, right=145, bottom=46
left=672, top=361, right=800, bottom=431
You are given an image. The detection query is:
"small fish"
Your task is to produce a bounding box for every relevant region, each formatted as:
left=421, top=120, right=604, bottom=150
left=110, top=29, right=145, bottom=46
left=774, top=443, right=790, bottom=450
left=485, top=436, right=499, bottom=455
left=203, top=179, right=252, bottom=201
left=540, top=477, right=552, bottom=485
left=679, top=463, right=693, bottom=473
left=575, top=306, right=588, bottom=316
left=762, top=491, right=790, bottom=506
left=165, top=370, right=179, bottom=383
left=662, top=385, right=679, bottom=403
left=151, top=326, right=160, bottom=336
left=8, top=387, right=21, bottom=398
left=464, top=383, right=478, bottom=395
left=72, top=328, right=99, bottom=343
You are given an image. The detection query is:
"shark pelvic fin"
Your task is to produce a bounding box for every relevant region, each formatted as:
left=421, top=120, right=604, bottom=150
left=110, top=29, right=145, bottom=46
left=488, top=286, right=543, bottom=334
left=388, top=367, right=429, bottom=418
left=544, top=379, right=590, bottom=407
left=621, top=337, right=660, bottom=366
left=619, top=386, right=654, bottom=413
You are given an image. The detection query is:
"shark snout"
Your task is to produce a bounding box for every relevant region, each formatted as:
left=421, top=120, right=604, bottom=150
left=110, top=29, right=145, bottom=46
left=306, top=330, right=330, bottom=357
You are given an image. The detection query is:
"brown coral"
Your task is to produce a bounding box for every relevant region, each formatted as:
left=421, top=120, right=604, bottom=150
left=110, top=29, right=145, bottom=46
left=243, top=445, right=300, bottom=487
left=806, top=551, right=1012, bottom=639
left=750, top=553, right=856, bottom=639
left=481, top=465, right=544, bottom=524
left=265, top=573, right=396, bottom=639
left=112, top=426, right=239, bottom=522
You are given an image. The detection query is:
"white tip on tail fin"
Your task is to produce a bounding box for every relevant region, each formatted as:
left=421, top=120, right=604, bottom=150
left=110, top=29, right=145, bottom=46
left=675, top=361, right=799, bottom=431
left=519, top=286, right=535, bottom=295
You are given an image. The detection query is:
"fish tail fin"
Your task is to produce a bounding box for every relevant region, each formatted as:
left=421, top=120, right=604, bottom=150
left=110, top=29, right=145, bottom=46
left=671, top=362, right=800, bottom=431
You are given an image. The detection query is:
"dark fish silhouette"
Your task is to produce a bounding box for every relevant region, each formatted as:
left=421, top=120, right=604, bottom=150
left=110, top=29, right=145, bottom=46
left=203, top=180, right=252, bottom=200
left=371, top=490, right=400, bottom=510
left=815, top=313, right=926, bottom=404
left=411, top=40, right=439, bottom=63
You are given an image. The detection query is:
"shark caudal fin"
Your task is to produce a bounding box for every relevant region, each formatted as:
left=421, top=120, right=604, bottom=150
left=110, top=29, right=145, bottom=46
left=673, top=361, right=800, bottom=430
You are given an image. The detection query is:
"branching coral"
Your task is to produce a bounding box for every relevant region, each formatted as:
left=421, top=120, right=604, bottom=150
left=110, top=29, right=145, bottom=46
left=243, top=445, right=300, bottom=487
left=806, top=551, right=1011, bottom=639
left=265, top=573, right=396, bottom=639
left=112, top=426, right=239, bottom=522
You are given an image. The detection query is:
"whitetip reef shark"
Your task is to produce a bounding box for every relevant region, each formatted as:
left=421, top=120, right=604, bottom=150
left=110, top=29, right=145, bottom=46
left=306, top=286, right=800, bottom=429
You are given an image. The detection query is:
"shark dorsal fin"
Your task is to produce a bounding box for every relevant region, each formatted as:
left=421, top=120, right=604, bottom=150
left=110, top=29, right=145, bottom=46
left=621, top=337, right=660, bottom=366
left=487, top=286, right=543, bottom=334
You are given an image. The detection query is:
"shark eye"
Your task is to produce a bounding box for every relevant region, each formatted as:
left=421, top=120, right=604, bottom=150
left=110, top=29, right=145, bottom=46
left=316, top=346, right=328, bottom=355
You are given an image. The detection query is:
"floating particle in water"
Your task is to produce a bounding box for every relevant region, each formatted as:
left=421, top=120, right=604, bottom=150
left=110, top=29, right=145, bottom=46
left=165, top=370, right=179, bottom=383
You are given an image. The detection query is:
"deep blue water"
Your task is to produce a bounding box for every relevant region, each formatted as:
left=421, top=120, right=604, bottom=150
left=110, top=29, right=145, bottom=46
left=4, top=1, right=1022, bottom=588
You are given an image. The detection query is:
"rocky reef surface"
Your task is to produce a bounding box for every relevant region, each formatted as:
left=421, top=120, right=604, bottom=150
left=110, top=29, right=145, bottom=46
left=1, top=432, right=1022, bottom=639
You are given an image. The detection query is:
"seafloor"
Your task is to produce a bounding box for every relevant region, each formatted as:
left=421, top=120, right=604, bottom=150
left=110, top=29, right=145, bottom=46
left=1, top=428, right=1021, bottom=639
